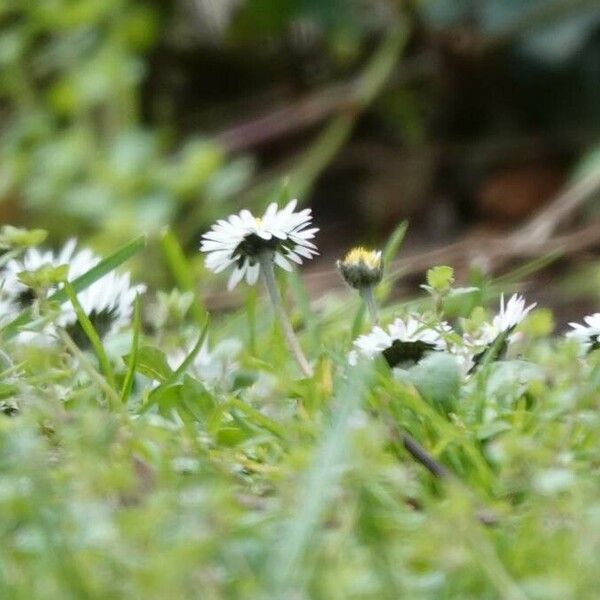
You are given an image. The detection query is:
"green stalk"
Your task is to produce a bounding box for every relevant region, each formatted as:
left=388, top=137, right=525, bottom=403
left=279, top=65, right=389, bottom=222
left=64, top=281, right=116, bottom=391
left=258, top=252, right=312, bottom=378
left=57, top=329, right=120, bottom=410
left=359, top=286, right=379, bottom=325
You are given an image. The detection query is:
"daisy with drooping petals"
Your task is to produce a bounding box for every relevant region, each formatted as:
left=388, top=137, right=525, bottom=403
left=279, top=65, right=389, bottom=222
left=1, top=239, right=145, bottom=344
left=474, top=294, right=536, bottom=346
left=566, top=313, right=600, bottom=353
left=461, top=293, right=535, bottom=370
left=200, top=199, right=318, bottom=290
left=350, top=315, right=450, bottom=367
left=201, top=199, right=318, bottom=377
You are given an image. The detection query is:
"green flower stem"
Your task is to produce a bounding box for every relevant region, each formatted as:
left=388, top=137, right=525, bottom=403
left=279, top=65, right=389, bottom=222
left=359, top=286, right=379, bottom=325
left=259, top=253, right=313, bottom=378
left=58, top=329, right=120, bottom=410
left=64, top=281, right=116, bottom=391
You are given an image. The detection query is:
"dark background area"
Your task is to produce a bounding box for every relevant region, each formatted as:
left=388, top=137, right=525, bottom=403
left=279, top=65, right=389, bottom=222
left=3, top=0, right=600, bottom=318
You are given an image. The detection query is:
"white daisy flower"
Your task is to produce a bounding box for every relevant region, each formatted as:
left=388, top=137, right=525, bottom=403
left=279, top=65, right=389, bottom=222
left=350, top=326, right=392, bottom=364
left=200, top=199, right=318, bottom=290
left=350, top=315, right=450, bottom=367
left=459, top=293, right=535, bottom=370
left=566, top=313, right=600, bottom=353
left=476, top=293, right=536, bottom=346
left=1, top=239, right=145, bottom=342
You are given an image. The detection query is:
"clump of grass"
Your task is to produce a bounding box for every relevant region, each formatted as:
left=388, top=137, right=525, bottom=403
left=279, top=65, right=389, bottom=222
left=0, top=218, right=599, bottom=599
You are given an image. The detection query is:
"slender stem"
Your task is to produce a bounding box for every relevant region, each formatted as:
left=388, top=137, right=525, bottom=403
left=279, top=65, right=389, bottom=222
left=359, top=286, right=379, bottom=325
left=401, top=431, right=448, bottom=478
left=259, top=253, right=313, bottom=378
left=58, top=329, right=121, bottom=409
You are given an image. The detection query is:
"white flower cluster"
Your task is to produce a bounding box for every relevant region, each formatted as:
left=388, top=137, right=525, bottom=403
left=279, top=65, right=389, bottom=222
left=350, top=294, right=536, bottom=374
left=0, top=239, right=145, bottom=341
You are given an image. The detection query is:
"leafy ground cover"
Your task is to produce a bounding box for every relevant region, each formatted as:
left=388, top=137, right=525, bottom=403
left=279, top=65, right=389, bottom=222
left=0, top=217, right=599, bottom=600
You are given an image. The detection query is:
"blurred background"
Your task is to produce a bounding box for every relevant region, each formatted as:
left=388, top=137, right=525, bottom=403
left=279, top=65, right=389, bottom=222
left=3, top=0, right=600, bottom=320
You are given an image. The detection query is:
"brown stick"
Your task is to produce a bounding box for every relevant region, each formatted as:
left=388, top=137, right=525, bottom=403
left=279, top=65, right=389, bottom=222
left=509, top=168, right=600, bottom=251
left=402, top=431, right=449, bottom=478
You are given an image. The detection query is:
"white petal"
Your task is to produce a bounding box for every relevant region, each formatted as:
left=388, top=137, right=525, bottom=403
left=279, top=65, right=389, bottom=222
left=274, top=253, right=293, bottom=272
left=246, top=263, right=260, bottom=285
left=227, top=265, right=247, bottom=290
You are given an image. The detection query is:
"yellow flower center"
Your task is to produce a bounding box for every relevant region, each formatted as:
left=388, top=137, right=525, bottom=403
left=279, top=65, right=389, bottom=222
left=343, top=247, right=381, bottom=269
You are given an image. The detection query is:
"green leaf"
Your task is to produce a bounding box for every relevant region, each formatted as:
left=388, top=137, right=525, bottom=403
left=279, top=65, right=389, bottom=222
left=127, top=346, right=173, bottom=383
left=407, top=352, right=460, bottom=414
left=179, top=375, right=215, bottom=421
left=18, top=264, right=68, bottom=289
left=228, top=396, right=286, bottom=438
left=138, top=316, right=210, bottom=413
left=426, top=266, right=454, bottom=293
left=0, top=226, right=47, bottom=249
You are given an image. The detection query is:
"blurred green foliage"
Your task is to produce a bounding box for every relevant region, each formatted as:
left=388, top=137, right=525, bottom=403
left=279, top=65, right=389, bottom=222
left=3, top=0, right=600, bottom=270
left=0, top=0, right=253, bottom=276
left=0, top=227, right=600, bottom=597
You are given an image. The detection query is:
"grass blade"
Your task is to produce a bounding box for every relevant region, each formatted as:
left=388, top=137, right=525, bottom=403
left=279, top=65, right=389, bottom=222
left=64, top=281, right=117, bottom=391
left=351, top=303, right=366, bottom=339
left=160, top=228, right=206, bottom=325
left=119, top=295, right=142, bottom=404
left=168, top=315, right=210, bottom=383
left=139, top=315, right=210, bottom=414
left=382, top=220, right=408, bottom=265
left=269, top=363, right=374, bottom=594
left=377, top=220, right=408, bottom=302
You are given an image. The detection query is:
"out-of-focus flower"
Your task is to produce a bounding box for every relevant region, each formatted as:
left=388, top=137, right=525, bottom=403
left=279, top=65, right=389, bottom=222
left=460, top=293, right=535, bottom=369
left=467, top=294, right=536, bottom=348
left=167, top=338, right=242, bottom=389
left=566, top=313, right=600, bottom=353
left=200, top=200, right=318, bottom=290
left=1, top=239, right=145, bottom=342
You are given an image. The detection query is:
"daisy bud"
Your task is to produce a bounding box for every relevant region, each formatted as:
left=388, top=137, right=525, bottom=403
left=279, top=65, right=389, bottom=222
left=337, top=247, right=383, bottom=290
